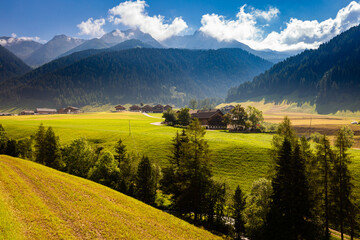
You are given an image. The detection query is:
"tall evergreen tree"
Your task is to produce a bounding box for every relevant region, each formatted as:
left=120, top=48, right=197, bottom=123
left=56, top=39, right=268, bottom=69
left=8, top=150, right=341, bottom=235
left=43, top=127, right=63, bottom=170
left=330, top=127, right=355, bottom=240
left=233, top=185, right=246, bottom=240
left=135, top=156, right=157, bottom=205
left=0, top=124, right=7, bottom=154
left=34, top=123, right=46, bottom=164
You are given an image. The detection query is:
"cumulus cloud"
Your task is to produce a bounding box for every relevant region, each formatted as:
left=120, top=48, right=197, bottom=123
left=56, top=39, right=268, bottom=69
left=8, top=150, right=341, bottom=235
left=200, top=1, right=360, bottom=51
left=258, top=1, right=360, bottom=51
left=0, top=33, right=45, bottom=46
left=108, top=0, right=188, bottom=41
left=77, top=18, right=106, bottom=38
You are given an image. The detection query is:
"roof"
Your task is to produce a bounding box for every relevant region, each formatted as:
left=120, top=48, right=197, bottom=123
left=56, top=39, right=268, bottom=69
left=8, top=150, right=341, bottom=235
left=153, top=104, right=164, bottom=110
left=115, top=105, right=126, bottom=109
left=142, top=105, right=153, bottom=110
left=36, top=108, right=57, bottom=112
left=66, top=106, right=80, bottom=110
left=130, top=105, right=141, bottom=109
left=191, top=109, right=223, bottom=119
left=21, top=110, right=34, bottom=113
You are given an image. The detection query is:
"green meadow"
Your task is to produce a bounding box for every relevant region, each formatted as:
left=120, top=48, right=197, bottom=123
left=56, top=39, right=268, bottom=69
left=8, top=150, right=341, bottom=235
left=0, top=155, right=221, bottom=240
left=1, top=111, right=359, bottom=195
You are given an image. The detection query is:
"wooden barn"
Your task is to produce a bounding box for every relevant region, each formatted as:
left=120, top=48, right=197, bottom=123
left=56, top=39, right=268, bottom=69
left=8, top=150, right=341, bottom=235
left=20, top=110, right=35, bottom=115
left=58, top=106, right=81, bottom=114
left=141, top=105, right=153, bottom=113
left=191, top=109, right=226, bottom=129
left=153, top=104, right=164, bottom=113
left=35, top=108, right=57, bottom=115
left=114, top=105, right=126, bottom=112
left=129, top=105, right=141, bottom=112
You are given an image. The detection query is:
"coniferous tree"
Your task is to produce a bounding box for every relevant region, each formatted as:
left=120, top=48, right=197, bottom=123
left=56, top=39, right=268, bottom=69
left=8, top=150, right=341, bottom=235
left=0, top=124, right=8, bottom=154
left=330, top=127, right=355, bottom=240
left=34, top=123, right=46, bottom=164
left=43, top=127, right=63, bottom=170
left=135, top=156, right=157, bottom=205
left=233, top=185, right=246, bottom=240
left=177, top=107, right=191, bottom=126
left=5, top=139, right=19, bottom=157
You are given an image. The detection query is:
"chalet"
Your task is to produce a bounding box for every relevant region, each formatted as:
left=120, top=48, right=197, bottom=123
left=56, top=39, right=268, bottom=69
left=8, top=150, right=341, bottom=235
left=164, top=105, right=172, bottom=111
left=142, top=105, right=153, bottom=113
left=35, top=108, right=57, bottom=115
left=20, top=110, right=35, bottom=115
left=129, top=105, right=141, bottom=112
left=153, top=104, right=164, bottom=113
left=191, top=109, right=226, bottom=129
left=114, top=105, right=126, bottom=112
left=64, top=106, right=81, bottom=114
left=223, top=105, right=235, bottom=113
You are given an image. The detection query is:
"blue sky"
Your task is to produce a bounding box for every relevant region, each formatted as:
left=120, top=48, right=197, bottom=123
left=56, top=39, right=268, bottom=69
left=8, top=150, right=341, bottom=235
left=1, top=0, right=360, bottom=51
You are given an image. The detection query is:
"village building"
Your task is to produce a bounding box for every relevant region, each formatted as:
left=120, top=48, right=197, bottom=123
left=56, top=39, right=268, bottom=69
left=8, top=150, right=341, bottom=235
left=164, top=105, right=172, bottom=111
left=129, top=105, right=141, bottom=112
left=20, top=110, right=35, bottom=115
left=153, top=104, right=164, bottom=113
left=223, top=105, right=235, bottom=113
left=191, top=109, right=226, bottom=129
left=0, top=113, right=12, bottom=116
left=141, top=105, right=153, bottom=113
left=58, top=106, right=81, bottom=114
left=35, top=108, right=57, bottom=115
left=114, top=105, right=126, bottom=112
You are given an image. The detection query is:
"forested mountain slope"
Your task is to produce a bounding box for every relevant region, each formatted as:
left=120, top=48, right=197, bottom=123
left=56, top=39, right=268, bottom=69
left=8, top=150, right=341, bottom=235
left=0, top=48, right=272, bottom=108
left=226, top=25, right=360, bottom=113
left=0, top=45, right=31, bottom=82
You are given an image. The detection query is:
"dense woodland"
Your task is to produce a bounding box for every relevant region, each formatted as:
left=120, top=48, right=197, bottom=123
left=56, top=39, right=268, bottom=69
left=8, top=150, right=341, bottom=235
left=0, top=45, right=31, bottom=82
left=227, top=25, right=360, bottom=114
left=0, top=48, right=272, bottom=109
left=0, top=117, right=358, bottom=239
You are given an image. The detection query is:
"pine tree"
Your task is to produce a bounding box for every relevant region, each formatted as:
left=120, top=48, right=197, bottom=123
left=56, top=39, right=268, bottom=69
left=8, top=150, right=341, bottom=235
left=43, top=127, right=63, bottom=170
left=0, top=124, right=7, bottom=154
left=34, top=123, right=46, bottom=164
left=135, top=156, right=156, bottom=205
left=330, top=127, right=355, bottom=240
left=233, top=185, right=246, bottom=240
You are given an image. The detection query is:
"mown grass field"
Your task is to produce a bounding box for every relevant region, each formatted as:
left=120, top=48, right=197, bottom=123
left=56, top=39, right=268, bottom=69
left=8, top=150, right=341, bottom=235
left=0, top=107, right=360, bottom=195
left=0, top=155, right=221, bottom=240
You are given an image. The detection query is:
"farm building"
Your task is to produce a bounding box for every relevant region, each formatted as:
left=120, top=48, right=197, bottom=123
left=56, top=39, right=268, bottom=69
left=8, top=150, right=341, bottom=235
left=20, top=110, right=35, bottom=115
left=35, top=108, right=57, bottom=114
left=142, top=105, right=153, bottom=113
left=58, top=106, right=81, bottom=114
left=191, top=109, right=226, bottom=129
left=129, top=105, right=141, bottom=112
left=153, top=104, right=164, bottom=113
left=114, top=105, right=126, bottom=112
left=164, top=105, right=172, bottom=111
left=0, top=113, right=12, bottom=116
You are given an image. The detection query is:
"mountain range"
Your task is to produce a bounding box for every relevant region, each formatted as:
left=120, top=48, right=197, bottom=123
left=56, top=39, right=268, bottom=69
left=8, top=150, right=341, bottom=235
left=226, top=25, right=360, bottom=114
left=0, top=47, right=272, bottom=108
left=1, top=29, right=296, bottom=67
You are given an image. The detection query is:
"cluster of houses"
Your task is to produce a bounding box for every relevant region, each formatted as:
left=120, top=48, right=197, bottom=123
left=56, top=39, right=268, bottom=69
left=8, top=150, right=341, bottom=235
left=115, top=104, right=173, bottom=113
left=19, top=106, right=81, bottom=115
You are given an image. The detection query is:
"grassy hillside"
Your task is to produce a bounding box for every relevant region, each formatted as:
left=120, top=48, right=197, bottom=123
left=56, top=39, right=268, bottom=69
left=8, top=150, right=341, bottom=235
left=0, top=155, right=221, bottom=239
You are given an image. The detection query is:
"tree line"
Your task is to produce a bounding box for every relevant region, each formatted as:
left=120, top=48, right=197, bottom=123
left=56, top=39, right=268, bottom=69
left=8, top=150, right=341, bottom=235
left=0, top=117, right=359, bottom=239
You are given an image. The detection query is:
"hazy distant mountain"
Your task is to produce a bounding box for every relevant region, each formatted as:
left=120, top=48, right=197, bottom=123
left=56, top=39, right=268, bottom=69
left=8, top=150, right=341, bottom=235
left=25, top=35, right=85, bottom=67
left=162, top=31, right=296, bottom=63
left=0, top=36, right=43, bottom=60
left=0, top=48, right=272, bottom=108
left=0, top=45, right=31, bottom=82
left=100, top=29, right=163, bottom=48
left=61, top=38, right=156, bottom=58
left=226, top=25, right=360, bottom=113
left=60, top=38, right=111, bottom=57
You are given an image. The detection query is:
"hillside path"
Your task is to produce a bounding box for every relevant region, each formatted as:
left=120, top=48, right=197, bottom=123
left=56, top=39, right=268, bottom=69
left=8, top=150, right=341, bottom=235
left=142, top=112, right=162, bottom=119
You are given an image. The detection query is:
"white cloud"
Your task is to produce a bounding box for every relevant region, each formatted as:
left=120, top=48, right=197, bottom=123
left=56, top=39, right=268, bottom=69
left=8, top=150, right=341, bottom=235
left=77, top=18, right=106, bottom=38
left=108, top=0, right=188, bottom=41
left=0, top=33, right=45, bottom=46
left=200, top=1, right=360, bottom=51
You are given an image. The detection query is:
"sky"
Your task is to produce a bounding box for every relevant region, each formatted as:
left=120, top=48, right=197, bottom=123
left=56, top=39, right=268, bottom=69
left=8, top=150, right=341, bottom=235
left=1, top=0, right=360, bottom=51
